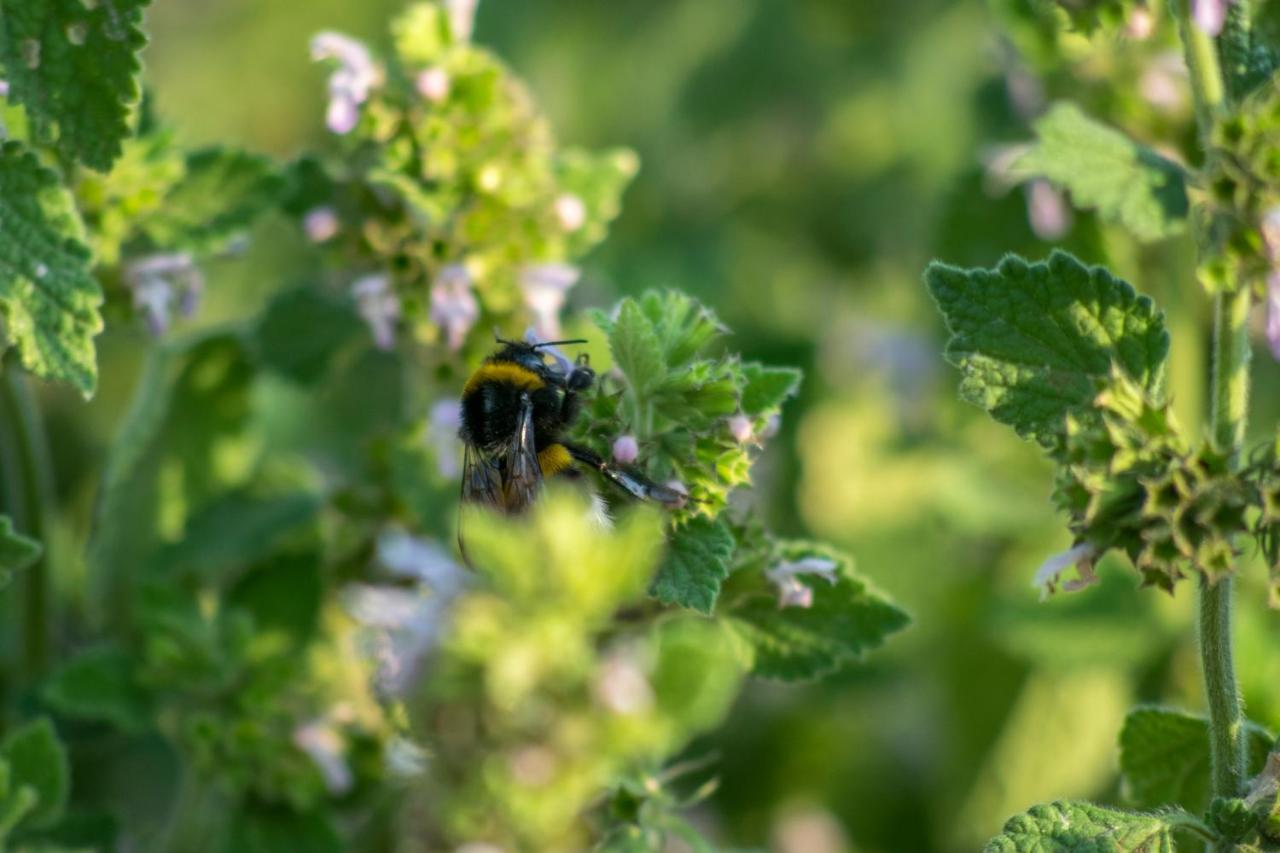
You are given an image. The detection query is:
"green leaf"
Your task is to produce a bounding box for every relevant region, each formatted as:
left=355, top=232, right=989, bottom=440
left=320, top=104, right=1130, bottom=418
left=726, top=542, right=909, bottom=680
left=0, top=0, right=151, bottom=171
left=1014, top=102, right=1188, bottom=242
left=0, top=515, right=41, bottom=581
left=251, top=286, right=362, bottom=385
left=649, top=516, right=734, bottom=615
left=1119, top=707, right=1275, bottom=813
left=154, top=492, right=320, bottom=582
left=141, top=147, right=283, bottom=253
left=0, top=141, right=103, bottom=396
left=609, top=299, right=666, bottom=395
left=221, top=805, right=341, bottom=853
left=925, top=250, right=1168, bottom=446
left=740, top=364, right=802, bottom=415
left=1, top=718, right=69, bottom=830
left=650, top=617, right=746, bottom=738
left=41, top=645, right=151, bottom=734
left=985, top=801, right=1202, bottom=852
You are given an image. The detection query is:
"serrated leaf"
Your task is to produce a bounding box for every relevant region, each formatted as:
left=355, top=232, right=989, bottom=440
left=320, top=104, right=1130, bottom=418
left=1014, top=102, right=1188, bottom=242
left=985, top=800, right=1200, bottom=852
left=141, top=147, right=283, bottom=253
left=925, top=250, right=1168, bottom=446
left=0, top=0, right=151, bottom=171
left=650, top=516, right=734, bottom=615
left=1, top=718, right=69, bottom=830
left=42, top=645, right=151, bottom=734
left=609, top=299, right=666, bottom=395
left=1119, top=707, right=1275, bottom=813
left=726, top=543, right=909, bottom=680
left=0, top=515, right=40, bottom=575
left=740, top=364, right=801, bottom=415
left=0, top=141, right=103, bottom=396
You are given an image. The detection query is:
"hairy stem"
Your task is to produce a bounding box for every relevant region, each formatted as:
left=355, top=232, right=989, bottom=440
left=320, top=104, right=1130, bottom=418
left=1174, top=0, right=1249, bottom=810
left=0, top=356, right=56, bottom=680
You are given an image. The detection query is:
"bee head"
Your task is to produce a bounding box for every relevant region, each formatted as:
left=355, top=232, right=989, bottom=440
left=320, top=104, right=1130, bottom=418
left=491, top=332, right=588, bottom=380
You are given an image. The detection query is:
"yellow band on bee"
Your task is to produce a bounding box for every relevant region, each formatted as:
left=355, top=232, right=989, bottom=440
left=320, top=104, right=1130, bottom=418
left=461, top=362, right=545, bottom=398
left=538, top=443, right=573, bottom=476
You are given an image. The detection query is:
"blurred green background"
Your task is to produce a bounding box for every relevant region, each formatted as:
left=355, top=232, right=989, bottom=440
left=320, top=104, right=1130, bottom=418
left=43, top=0, right=1280, bottom=850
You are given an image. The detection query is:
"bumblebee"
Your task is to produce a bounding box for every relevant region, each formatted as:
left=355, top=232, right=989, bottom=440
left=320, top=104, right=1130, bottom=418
left=458, top=336, right=686, bottom=514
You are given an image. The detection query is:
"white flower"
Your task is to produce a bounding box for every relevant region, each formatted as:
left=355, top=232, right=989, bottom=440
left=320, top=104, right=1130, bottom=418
left=416, top=67, right=450, bottom=103
left=124, top=252, right=203, bottom=336
left=0, top=80, right=9, bottom=98
left=344, top=532, right=467, bottom=697
left=311, top=32, right=379, bottom=134
left=1032, top=542, right=1100, bottom=600
left=1140, top=52, right=1188, bottom=113
left=427, top=399, right=463, bottom=478
left=430, top=263, right=478, bottom=351
left=554, top=193, right=587, bottom=232
left=303, top=206, right=339, bottom=242
left=1262, top=207, right=1280, bottom=261
left=445, top=0, right=479, bottom=42
left=612, top=435, right=639, bottom=465
left=766, top=557, right=839, bottom=610
left=519, top=262, right=579, bottom=340
left=293, top=720, right=354, bottom=795
left=1126, top=6, right=1155, bottom=39
left=727, top=414, right=753, bottom=444
left=594, top=651, right=654, bottom=715
left=384, top=736, right=427, bottom=778
left=352, top=274, right=400, bottom=350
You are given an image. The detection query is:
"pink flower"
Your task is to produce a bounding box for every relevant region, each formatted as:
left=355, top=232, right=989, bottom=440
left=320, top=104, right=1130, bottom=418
left=430, top=264, right=478, bottom=351
left=612, top=435, right=639, bottom=464
left=445, top=0, right=479, bottom=42
left=311, top=32, right=379, bottom=134
left=1025, top=179, right=1071, bottom=240
left=303, top=206, right=340, bottom=242
left=519, top=263, right=579, bottom=340
left=1267, top=271, right=1280, bottom=361
left=727, top=414, right=753, bottom=444
left=293, top=721, right=353, bottom=795
left=352, top=274, right=400, bottom=350
left=1192, top=0, right=1234, bottom=36
left=416, top=67, right=450, bottom=103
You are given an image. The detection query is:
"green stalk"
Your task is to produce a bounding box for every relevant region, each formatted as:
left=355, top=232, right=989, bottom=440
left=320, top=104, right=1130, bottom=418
left=1174, top=0, right=1249, bottom=808
left=0, top=356, right=56, bottom=680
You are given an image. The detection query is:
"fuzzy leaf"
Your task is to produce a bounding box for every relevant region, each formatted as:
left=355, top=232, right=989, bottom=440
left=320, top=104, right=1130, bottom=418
left=141, top=147, right=284, bottom=253
left=609, top=299, right=666, bottom=395
left=925, top=250, right=1168, bottom=446
left=740, top=364, right=802, bottom=415
left=1119, top=707, right=1275, bottom=813
left=1015, top=102, right=1188, bottom=242
left=727, top=544, right=909, bottom=680
left=42, top=645, right=151, bottom=734
left=985, top=800, right=1199, bottom=852
left=0, top=141, right=102, bottom=395
left=650, top=516, right=734, bottom=615
left=1, top=718, right=69, bottom=830
left=0, top=0, right=151, bottom=171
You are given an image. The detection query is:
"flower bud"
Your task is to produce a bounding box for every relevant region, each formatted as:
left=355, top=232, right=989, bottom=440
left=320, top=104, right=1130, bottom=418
left=612, top=435, right=639, bottom=465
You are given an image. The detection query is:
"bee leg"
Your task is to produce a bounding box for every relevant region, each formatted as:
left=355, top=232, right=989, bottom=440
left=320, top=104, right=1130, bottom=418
left=561, top=442, right=687, bottom=509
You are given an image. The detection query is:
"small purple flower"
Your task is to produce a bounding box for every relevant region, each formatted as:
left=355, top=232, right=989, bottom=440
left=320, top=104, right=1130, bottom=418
left=352, top=274, right=400, bottom=350
left=1032, top=542, right=1100, bottom=599
left=427, top=399, right=463, bottom=478
left=430, top=263, right=478, bottom=351
left=445, top=0, right=479, bottom=42
left=416, top=67, right=450, bottom=103
left=1140, top=52, right=1188, bottom=113
left=765, top=556, right=839, bottom=609
left=303, top=206, right=340, bottom=243
left=1262, top=207, right=1280, bottom=261
left=293, top=721, right=354, bottom=795
left=1025, top=179, right=1071, bottom=240
left=612, top=435, right=639, bottom=465
left=1267, top=271, right=1280, bottom=360
left=727, top=414, right=753, bottom=444
left=311, top=31, right=379, bottom=135
left=0, top=79, right=9, bottom=98
left=554, top=194, right=586, bottom=232
left=124, top=252, right=204, bottom=336
left=519, top=262, right=579, bottom=341
left=594, top=649, right=654, bottom=715
left=1192, top=0, right=1234, bottom=36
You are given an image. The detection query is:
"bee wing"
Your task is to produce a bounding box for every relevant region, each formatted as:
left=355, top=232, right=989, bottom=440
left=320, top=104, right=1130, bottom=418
left=499, top=391, right=543, bottom=512
left=461, top=441, right=503, bottom=508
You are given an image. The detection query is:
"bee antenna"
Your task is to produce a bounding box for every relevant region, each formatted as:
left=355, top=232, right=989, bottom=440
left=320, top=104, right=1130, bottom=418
left=534, top=338, right=588, bottom=348
left=493, top=328, right=518, bottom=346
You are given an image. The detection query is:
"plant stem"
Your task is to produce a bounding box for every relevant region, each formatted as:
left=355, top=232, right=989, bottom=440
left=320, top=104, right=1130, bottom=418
left=0, top=355, right=56, bottom=681
left=1174, top=0, right=1249, bottom=809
